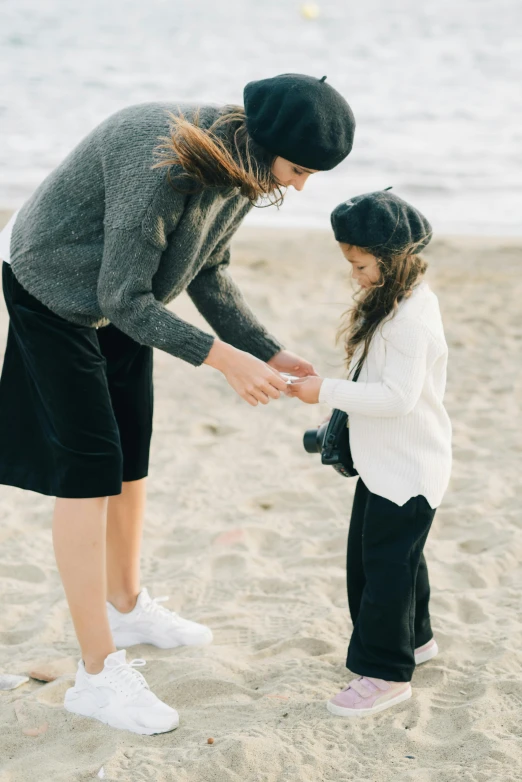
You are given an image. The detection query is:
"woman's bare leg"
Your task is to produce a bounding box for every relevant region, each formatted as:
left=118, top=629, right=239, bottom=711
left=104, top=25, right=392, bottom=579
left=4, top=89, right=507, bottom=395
left=52, top=496, right=115, bottom=674
left=106, top=478, right=147, bottom=613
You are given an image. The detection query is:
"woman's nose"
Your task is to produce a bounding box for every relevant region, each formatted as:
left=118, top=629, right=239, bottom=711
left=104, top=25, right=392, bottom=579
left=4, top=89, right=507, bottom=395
left=293, top=175, right=309, bottom=192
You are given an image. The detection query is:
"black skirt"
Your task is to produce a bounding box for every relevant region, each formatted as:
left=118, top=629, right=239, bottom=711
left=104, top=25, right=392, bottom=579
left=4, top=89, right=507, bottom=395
left=0, top=262, right=153, bottom=498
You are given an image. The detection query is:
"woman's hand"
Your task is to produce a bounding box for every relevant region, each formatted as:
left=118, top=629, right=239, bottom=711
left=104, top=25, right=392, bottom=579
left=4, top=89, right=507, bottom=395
left=267, top=350, right=318, bottom=378
left=204, top=340, right=287, bottom=406
left=286, top=376, right=324, bottom=404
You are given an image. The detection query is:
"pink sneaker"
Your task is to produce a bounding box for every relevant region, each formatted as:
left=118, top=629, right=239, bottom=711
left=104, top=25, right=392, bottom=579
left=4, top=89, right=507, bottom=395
left=415, top=638, right=438, bottom=665
left=327, top=676, right=412, bottom=717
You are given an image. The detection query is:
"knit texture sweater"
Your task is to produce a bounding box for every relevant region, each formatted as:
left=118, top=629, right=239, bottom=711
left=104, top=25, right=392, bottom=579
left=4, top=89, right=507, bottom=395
left=9, top=103, right=283, bottom=366
left=319, top=282, right=452, bottom=508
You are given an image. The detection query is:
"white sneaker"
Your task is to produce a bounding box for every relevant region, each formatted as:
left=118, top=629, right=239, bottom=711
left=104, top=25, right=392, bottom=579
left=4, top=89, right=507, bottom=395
left=64, top=650, right=179, bottom=735
left=107, top=588, right=213, bottom=650
left=415, top=638, right=439, bottom=665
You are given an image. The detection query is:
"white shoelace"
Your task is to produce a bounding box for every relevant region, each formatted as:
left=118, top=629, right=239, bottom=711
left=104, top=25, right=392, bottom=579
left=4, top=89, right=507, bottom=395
left=108, top=658, right=149, bottom=695
left=140, top=595, right=182, bottom=625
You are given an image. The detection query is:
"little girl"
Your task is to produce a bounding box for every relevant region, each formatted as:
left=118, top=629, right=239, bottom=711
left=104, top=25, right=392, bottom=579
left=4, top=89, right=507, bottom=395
left=287, top=189, right=452, bottom=717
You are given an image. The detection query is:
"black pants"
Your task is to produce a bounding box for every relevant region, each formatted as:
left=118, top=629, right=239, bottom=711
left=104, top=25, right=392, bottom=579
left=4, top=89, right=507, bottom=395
left=346, top=479, right=436, bottom=682
left=0, top=262, right=153, bottom=498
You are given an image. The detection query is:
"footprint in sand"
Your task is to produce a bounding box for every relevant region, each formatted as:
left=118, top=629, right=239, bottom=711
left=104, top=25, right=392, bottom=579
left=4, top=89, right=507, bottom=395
left=492, top=679, right=522, bottom=711
left=424, top=701, right=475, bottom=741
left=168, top=677, right=257, bottom=707
left=431, top=677, right=484, bottom=708
left=214, top=624, right=260, bottom=647
left=459, top=538, right=491, bottom=555
left=451, top=561, right=489, bottom=589
left=253, top=636, right=335, bottom=659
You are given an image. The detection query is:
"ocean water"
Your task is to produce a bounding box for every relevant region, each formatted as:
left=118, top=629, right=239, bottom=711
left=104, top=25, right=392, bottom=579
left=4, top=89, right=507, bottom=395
left=1, top=0, right=521, bottom=235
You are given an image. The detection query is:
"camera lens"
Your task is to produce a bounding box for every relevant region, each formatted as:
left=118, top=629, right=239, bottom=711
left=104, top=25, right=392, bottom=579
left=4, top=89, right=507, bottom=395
left=303, top=422, right=328, bottom=454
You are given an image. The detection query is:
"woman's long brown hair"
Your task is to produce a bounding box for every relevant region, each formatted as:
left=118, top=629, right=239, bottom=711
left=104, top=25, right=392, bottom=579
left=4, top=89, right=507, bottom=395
left=338, top=240, right=429, bottom=375
left=153, top=105, right=285, bottom=206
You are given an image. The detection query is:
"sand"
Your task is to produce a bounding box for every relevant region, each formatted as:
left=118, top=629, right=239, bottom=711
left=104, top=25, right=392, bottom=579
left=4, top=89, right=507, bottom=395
left=0, top=217, right=521, bottom=782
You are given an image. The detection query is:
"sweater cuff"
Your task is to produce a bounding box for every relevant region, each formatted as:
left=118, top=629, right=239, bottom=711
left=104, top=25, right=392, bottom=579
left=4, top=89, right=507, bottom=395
left=177, top=331, right=216, bottom=367
left=319, top=378, right=344, bottom=408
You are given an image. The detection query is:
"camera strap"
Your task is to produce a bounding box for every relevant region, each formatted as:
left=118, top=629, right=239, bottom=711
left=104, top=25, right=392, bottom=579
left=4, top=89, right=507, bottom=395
left=350, top=354, right=364, bottom=384
left=322, top=356, right=364, bottom=477
left=344, top=359, right=363, bottom=435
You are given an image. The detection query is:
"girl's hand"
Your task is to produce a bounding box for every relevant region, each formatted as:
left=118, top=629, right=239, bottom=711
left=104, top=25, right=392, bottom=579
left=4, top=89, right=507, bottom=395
left=267, top=350, right=318, bottom=378
left=286, top=376, right=324, bottom=405
left=204, top=340, right=287, bottom=406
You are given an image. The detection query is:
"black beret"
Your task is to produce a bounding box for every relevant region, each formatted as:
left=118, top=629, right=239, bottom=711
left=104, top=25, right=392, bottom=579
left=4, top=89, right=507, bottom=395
left=331, top=190, right=433, bottom=254
left=243, top=73, right=355, bottom=171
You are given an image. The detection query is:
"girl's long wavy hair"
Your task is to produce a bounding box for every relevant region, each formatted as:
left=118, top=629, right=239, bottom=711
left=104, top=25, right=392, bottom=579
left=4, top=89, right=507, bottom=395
left=152, top=105, right=285, bottom=206
left=338, top=239, right=429, bottom=375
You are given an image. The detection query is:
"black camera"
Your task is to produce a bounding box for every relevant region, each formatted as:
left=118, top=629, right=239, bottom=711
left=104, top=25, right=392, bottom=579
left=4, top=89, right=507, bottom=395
left=303, top=422, right=329, bottom=454
left=303, top=409, right=358, bottom=478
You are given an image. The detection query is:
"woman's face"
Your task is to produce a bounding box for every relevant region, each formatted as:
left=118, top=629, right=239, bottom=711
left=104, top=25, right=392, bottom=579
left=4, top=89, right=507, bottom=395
left=271, top=157, right=318, bottom=191
left=339, top=244, right=381, bottom=289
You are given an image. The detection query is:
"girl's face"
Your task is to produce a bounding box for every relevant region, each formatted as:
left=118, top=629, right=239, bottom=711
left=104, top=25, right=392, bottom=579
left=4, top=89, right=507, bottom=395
left=271, top=157, right=318, bottom=191
left=339, top=244, right=381, bottom=289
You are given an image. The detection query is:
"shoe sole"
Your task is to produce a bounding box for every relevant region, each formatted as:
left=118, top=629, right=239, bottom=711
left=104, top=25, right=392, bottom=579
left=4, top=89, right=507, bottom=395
left=64, top=688, right=179, bottom=735
left=111, top=629, right=213, bottom=650
left=327, top=685, right=412, bottom=718
left=415, top=639, right=439, bottom=665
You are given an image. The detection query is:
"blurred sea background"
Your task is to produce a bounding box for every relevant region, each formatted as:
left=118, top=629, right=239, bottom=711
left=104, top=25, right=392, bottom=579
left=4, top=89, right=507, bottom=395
left=1, top=0, right=521, bottom=235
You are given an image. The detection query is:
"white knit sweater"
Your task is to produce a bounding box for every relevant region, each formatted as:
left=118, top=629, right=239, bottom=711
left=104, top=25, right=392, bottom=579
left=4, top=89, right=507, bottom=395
left=319, top=281, right=452, bottom=508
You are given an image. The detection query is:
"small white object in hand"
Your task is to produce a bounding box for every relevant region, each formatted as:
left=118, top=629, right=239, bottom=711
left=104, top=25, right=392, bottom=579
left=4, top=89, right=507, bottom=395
left=0, top=674, right=29, bottom=691
left=281, top=373, right=301, bottom=385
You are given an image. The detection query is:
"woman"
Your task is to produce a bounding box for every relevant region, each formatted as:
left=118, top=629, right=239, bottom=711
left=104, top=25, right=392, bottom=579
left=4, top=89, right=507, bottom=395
left=0, top=73, right=355, bottom=734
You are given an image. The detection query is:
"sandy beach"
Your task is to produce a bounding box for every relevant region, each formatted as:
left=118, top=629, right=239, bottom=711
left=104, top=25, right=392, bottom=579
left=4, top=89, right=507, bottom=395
left=0, top=216, right=521, bottom=782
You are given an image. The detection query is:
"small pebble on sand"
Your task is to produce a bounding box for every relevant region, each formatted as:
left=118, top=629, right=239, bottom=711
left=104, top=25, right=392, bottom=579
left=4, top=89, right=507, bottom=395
left=207, top=738, right=214, bottom=745
left=28, top=658, right=78, bottom=682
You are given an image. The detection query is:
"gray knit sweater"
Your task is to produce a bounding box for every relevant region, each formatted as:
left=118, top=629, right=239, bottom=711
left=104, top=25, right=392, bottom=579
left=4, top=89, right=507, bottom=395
left=9, top=103, right=283, bottom=366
